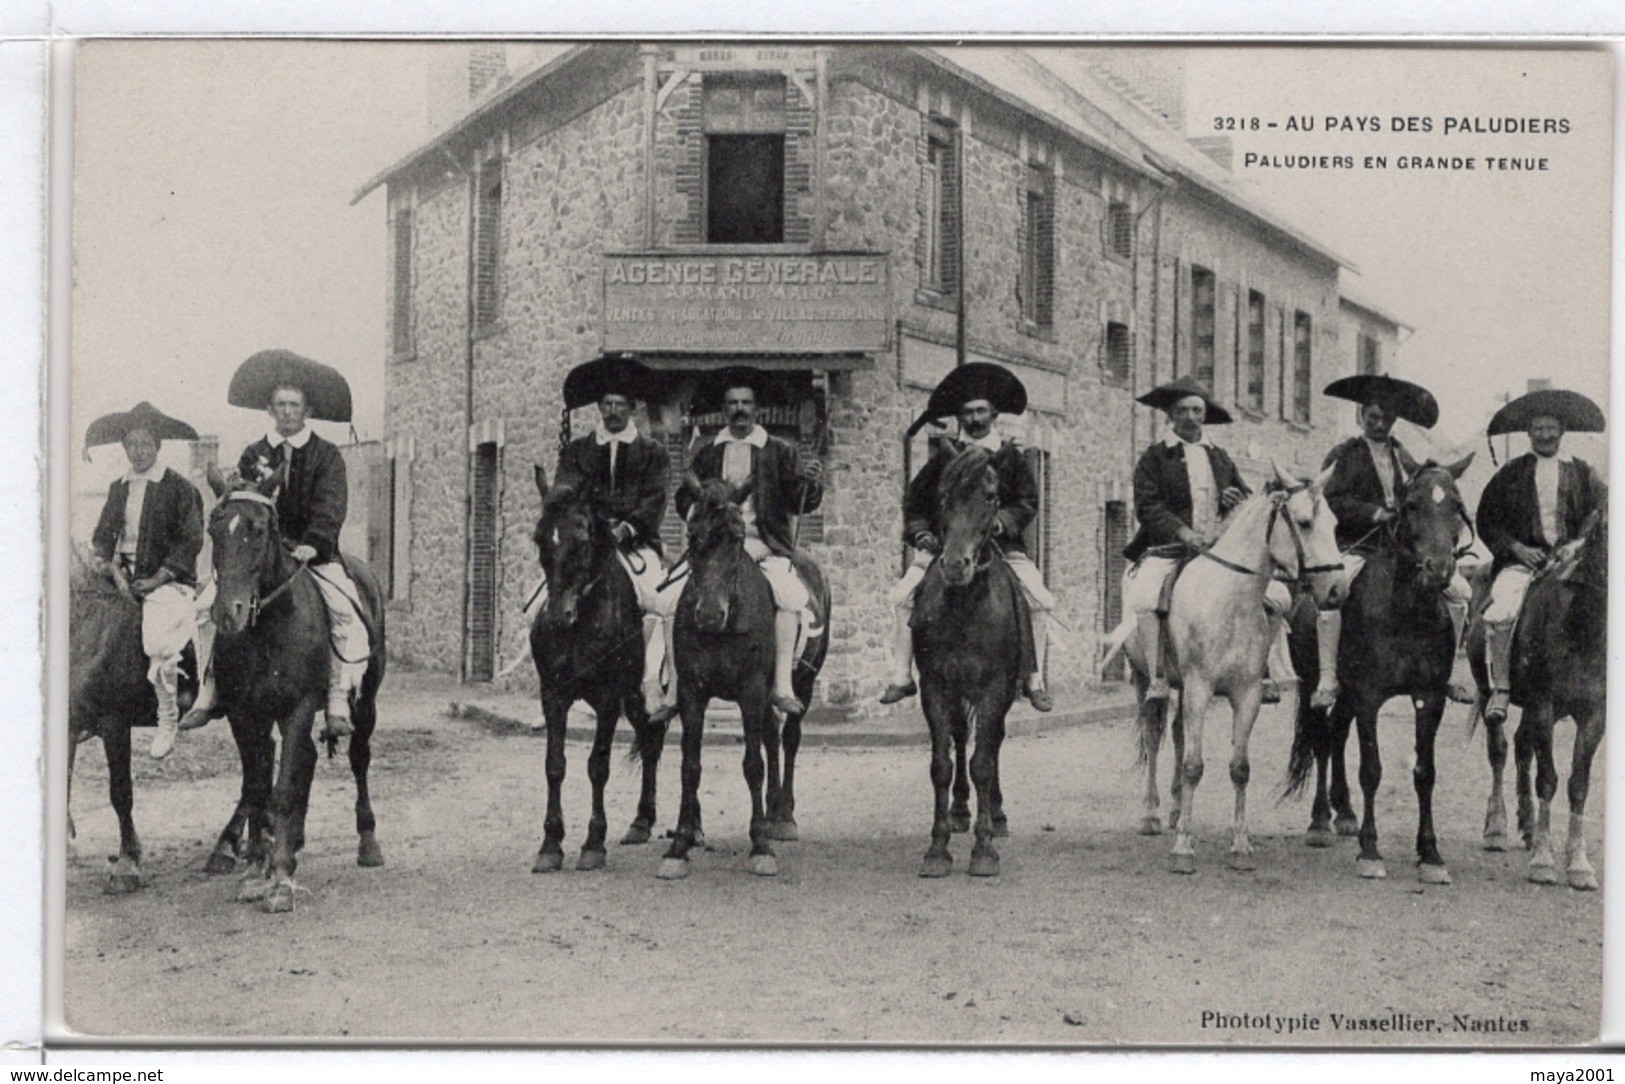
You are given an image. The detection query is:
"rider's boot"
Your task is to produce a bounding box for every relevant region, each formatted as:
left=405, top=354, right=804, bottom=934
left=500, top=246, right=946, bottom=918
left=1485, top=620, right=1515, bottom=725
left=178, top=619, right=218, bottom=731
left=149, top=658, right=181, bottom=760
left=1445, top=600, right=1474, bottom=704
left=770, top=610, right=805, bottom=717
left=1310, top=609, right=1342, bottom=711
left=879, top=605, right=917, bottom=704
left=1139, top=612, right=1170, bottom=701
left=1024, top=608, right=1053, bottom=712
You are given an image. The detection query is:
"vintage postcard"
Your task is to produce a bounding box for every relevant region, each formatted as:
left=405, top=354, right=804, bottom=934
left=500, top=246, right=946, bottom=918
left=59, top=40, right=1611, bottom=1048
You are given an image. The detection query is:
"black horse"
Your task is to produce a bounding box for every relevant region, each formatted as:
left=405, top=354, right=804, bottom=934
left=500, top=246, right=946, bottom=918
left=529, top=468, right=669, bottom=873
left=203, top=464, right=386, bottom=913
left=1469, top=506, right=1606, bottom=889
left=913, top=445, right=1025, bottom=878
left=657, top=474, right=830, bottom=880
left=67, top=555, right=202, bottom=894
left=1284, top=457, right=1474, bottom=883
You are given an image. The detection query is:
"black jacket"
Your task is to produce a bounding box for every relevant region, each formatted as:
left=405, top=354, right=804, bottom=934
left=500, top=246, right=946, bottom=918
left=92, top=468, right=205, bottom=586
left=903, top=436, right=1038, bottom=555
left=1125, top=438, right=1249, bottom=562
left=239, top=433, right=348, bottom=564
left=553, top=431, right=670, bottom=553
left=679, top=431, right=822, bottom=558
left=1477, top=453, right=1605, bottom=574
left=1321, top=435, right=1421, bottom=553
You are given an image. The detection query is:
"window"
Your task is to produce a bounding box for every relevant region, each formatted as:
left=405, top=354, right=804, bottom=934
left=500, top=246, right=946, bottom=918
left=1244, top=290, right=1266, bottom=413
left=1293, top=310, right=1313, bottom=424
left=466, top=441, right=501, bottom=681
left=1108, top=200, right=1134, bottom=259
left=472, top=157, right=502, bottom=335
left=704, top=77, right=786, bottom=244
left=1104, top=321, right=1131, bottom=383
left=1358, top=331, right=1381, bottom=375
left=1020, top=163, right=1056, bottom=329
left=1190, top=266, right=1216, bottom=388
left=922, top=117, right=961, bottom=294
left=391, top=207, right=415, bottom=358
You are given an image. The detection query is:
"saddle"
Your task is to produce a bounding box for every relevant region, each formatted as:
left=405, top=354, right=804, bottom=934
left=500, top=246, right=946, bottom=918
left=910, top=554, right=1037, bottom=676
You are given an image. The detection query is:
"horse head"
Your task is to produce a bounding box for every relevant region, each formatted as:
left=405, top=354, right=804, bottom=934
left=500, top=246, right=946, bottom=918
left=1394, top=453, right=1475, bottom=591
left=936, top=444, right=999, bottom=588
left=206, top=459, right=288, bottom=635
left=682, top=471, right=747, bottom=632
left=1267, top=459, right=1347, bottom=609
left=533, top=469, right=602, bottom=629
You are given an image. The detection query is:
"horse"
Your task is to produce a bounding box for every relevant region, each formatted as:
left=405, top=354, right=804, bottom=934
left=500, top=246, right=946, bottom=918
left=66, top=553, right=202, bottom=894
left=911, top=443, right=1028, bottom=878
left=1113, top=463, right=1345, bottom=875
left=657, top=473, right=830, bottom=880
left=1468, top=506, right=1606, bottom=889
left=1283, top=456, right=1475, bottom=883
left=202, top=464, right=386, bottom=913
left=528, top=467, right=669, bottom=873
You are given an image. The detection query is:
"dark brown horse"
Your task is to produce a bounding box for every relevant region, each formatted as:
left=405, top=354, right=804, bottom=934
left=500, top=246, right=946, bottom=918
left=1284, top=457, right=1474, bottom=883
left=913, top=445, right=1025, bottom=878
left=657, top=474, right=830, bottom=880
left=67, top=554, right=201, bottom=894
left=203, top=465, right=386, bottom=913
left=529, top=468, right=668, bottom=873
left=1469, top=506, right=1606, bottom=889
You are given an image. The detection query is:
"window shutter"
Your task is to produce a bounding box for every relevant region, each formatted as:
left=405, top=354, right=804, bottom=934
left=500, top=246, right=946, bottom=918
left=391, top=208, right=414, bottom=357
left=472, top=158, right=502, bottom=334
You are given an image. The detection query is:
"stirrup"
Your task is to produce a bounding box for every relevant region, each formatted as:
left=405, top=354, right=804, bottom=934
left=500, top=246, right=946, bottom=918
left=771, top=693, right=805, bottom=717
left=1309, top=683, right=1339, bottom=711
left=1446, top=682, right=1476, bottom=705
left=878, top=681, right=917, bottom=705
left=1484, top=690, right=1511, bottom=724
left=648, top=702, right=679, bottom=725
left=1260, top=679, right=1283, bottom=705
left=1025, top=683, right=1053, bottom=713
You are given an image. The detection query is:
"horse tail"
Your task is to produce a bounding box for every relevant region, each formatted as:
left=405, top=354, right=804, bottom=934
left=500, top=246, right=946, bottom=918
left=625, top=704, right=670, bottom=764
left=1133, top=695, right=1164, bottom=767
left=1098, top=616, right=1132, bottom=681
left=1279, top=700, right=1320, bottom=802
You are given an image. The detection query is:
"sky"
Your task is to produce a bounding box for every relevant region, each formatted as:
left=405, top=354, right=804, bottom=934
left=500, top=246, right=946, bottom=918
left=70, top=43, right=1613, bottom=521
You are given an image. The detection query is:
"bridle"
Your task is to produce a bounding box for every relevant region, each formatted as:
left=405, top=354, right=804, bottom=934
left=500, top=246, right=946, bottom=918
left=1200, top=481, right=1344, bottom=590
left=214, top=489, right=306, bottom=629
left=1390, top=466, right=1478, bottom=567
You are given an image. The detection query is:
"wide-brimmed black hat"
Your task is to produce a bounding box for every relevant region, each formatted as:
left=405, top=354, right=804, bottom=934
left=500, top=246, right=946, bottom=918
left=563, top=356, right=660, bottom=410
left=1323, top=374, right=1439, bottom=429
left=84, top=402, right=199, bottom=448
left=906, top=362, right=1027, bottom=438
left=1487, top=388, right=1605, bottom=437
left=228, top=349, right=353, bottom=423
left=1136, top=376, right=1233, bottom=425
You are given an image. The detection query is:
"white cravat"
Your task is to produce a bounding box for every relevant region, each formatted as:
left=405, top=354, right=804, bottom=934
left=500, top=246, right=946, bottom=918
left=595, top=420, right=638, bottom=481
left=266, top=427, right=313, bottom=450
left=1365, top=438, right=1397, bottom=506
left=713, top=425, right=769, bottom=537
left=962, top=426, right=1002, bottom=452
left=1534, top=452, right=1567, bottom=547
left=1166, top=431, right=1219, bottom=537
left=119, top=464, right=165, bottom=556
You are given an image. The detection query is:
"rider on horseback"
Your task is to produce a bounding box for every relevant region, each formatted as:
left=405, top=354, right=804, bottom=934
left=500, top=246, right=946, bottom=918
left=881, top=362, right=1055, bottom=713
left=669, top=367, right=824, bottom=719
left=1124, top=376, right=1291, bottom=703
left=1476, top=387, right=1607, bottom=726
left=217, top=377, right=369, bottom=741
left=1311, top=374, right=1472, bottom=710
left=88, top=402, right=207, bottom=759
left=547, top=356, right=674, bottom=717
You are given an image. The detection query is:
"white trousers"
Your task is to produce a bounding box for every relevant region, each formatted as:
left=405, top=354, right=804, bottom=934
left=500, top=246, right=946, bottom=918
left=1124, top=556, right=1292, bottom=617
left=1484, top=565, right=1534, bottom=625
left=743, top=537, right=809, bottom=613
left=889, top=548, right=1055, bottom=612
left=311, top=562, right=370, bottom=694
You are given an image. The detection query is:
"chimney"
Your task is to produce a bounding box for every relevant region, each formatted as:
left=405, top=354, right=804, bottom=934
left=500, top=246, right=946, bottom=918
left=1189, top=136, right=1233, bottom=172
left=1528, top=378, right=1552, bottom=393
left=468, top=44, right=508, bottom=101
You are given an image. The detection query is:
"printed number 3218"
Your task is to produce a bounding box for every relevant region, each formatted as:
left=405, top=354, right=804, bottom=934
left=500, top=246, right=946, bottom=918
left=1213, top=117, right=1261, bottom=131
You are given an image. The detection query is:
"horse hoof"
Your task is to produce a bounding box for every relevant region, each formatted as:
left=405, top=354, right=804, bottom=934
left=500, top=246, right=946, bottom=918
left=237, top=877, right=274, bottom=903
left=1528, top=863, right=1559, bottom=886
left=263, top=880, right=297, bottom=914
left=766, top=819, right=799, bottom=842
left=1335, top=818, right=1360, bottom=837
left=357, top=834, right=385, bottom=868
left=1419, top=863, right=1452, bottom=886
left=1170, top=852, right=1197, bottom=876
left=1483, top=833, right=1509, bottom=853
left=1140, top=816, right=1163, bottom=837
left=103, top=871, right=142, bottom=895
left=1356, top=859, right=1387, bottom=880
left=1305, top=828, right=1334, bottom=849
left=748, top=853, right=778, bottom=877
left=204, top=852, right=238, bottom=876
left=1568, top=869, right=1600, bottom=891
left=620, top=825, right=652, bottom=846
left=657, top=857, right=690, bottom=880
left=949, top=811, right=971, bottom=834
left=967, top=852, right=1000, bottom=878
left=531, top=851, right=564, bottom=874
left=576, top=849, right=606, bottom=872
left=1226, top=851, right=1256, bottom=872
left=919, top=854, right=953, bottom=879
left=991, top=817, right=1010, bottom=839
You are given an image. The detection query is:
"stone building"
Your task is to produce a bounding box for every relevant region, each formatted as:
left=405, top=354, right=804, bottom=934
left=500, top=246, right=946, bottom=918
left=356, top=44, right=1399, bottom=712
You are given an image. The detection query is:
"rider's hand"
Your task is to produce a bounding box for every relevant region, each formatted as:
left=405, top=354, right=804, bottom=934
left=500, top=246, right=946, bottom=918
left=1554, top=540, right=1582, bottom=564
left=914, top=532, right=941, bottom=556
left=612, top=522, right=635, bottom=545
left=290, top=544, right=318, bottom=563
left=1219, top=486, right=1246, bottom=512
left=1176, top=527, right=1206, bottom=553
left=1373, top=508, right=1397, bottom=525
left=1511, top=542, right=1546, bottom=570
left=800, top=458, right=823, bottom=484
left=130, top=574, right=167, bottom=599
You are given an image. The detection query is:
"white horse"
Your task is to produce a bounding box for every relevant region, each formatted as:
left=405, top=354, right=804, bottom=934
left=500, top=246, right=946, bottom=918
left=1103, top=462, right=1346, bottom=873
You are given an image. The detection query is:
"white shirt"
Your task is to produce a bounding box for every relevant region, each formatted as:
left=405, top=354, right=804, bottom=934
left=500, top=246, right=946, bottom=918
left=962, top=427, right=1002, bottom=453
left=714, top=425, right=769, bottom=538
left=118, top=463, right=165, bottom=556
left=595, top=420, right=638, bottom=481
left=1534, top=451, right=1569, bottom=547
left=265, top=426, right=313, bottom=450
left=1165, top=431, right=1219, bottom=537
left=1365, top=438, right=1398, bottom=506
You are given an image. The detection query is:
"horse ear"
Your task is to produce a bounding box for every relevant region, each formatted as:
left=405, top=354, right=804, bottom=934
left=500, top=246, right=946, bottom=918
left=258, top=458, right=288, bottom=499
left=1442, top=451, right=1475, bottom=480
left=681, top=471, right=703, bottom=499
left=1271, top=459, right=1297, bottom=491
left=534, top=464, right=549, bottom=500
left=1314, top=463, right=1335, bottom=492
left=205, top=464, right=229, bottom=498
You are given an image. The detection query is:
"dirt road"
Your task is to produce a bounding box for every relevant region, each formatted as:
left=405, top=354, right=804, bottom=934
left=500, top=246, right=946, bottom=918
left=63, top=675, right=1604, bottom=1046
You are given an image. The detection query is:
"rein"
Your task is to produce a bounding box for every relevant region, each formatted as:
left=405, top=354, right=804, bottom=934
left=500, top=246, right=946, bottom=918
left=1198, top=485, right=1343, bottom=589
